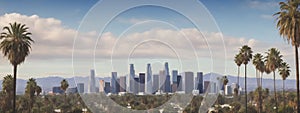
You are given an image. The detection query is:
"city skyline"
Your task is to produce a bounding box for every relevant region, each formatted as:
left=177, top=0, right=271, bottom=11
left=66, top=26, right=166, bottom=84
left=0, top=0, right=297, bottom=81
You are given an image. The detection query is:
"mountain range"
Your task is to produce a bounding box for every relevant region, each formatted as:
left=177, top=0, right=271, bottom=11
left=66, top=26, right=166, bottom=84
left=0, top=73, right=296, bottom=94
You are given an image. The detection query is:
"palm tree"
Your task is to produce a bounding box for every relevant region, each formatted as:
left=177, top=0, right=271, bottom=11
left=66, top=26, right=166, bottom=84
left=25, top=78, right=37, bottom=113
left=274, top=0, right=300, bottom=112
left=279, top=62, right=290, bottom=113
left=265, top=48, right=282, bottom=113
left=252, top=53, right=264, bottom=113
left=36, top=85, right=42, bottom=96
left=1, top=75, right=14, bottom=112
left=222, top=76, right=229, bottom=93
left=234, top=53, right=243, bottom=94
left=239, top=45, right=253, bottom=113
left=0, top=22, right=34, bottom=112
left=61, top=79, right=69, bottom=100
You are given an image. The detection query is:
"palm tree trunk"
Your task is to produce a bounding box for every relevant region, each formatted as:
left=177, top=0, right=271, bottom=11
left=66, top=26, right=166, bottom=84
left=283, top=79, right=286, bottom=113
left=273, top=71, right=278, bottom=113
left=245, top=64, right=248, bottom=113
left=238, top=66, right=240, bottom=88
left=13, top=65, right=17, bottom=113
left=295, top=45, right=300, bottom=113
left=260, top=72, right=263, bottom=113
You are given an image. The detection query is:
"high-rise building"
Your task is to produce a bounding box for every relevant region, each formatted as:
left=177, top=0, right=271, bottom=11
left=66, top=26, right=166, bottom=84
left=104, top=82, right=111, bottom=94
left=165, top=75, right=171, bottom=92
left=152, top=74, right=159, bottom=93
left=204, top=81, right=210, bottom=93
left=111, top=72, right=118, bottom=94
left=89, top=69, right=96, bottom=93
left=181, top=72, right=194, bottom=93
left=177, top=75, right=182, bottom=91
left=145, top=63, right=152, bottom=94
left=164, top=62, right=170, bottom=76
left=159, top=70, right=166, bottom=92
left=77, top=83, right=84, bottom=94
left=231, top=83, right=239, bottom=95
left=139, top=73, right=145, bottom=93
left=99, top=80, right=105, bottom=93
left=128, top=64, right=135, bottom=93
left=134, top=77, right=139, bottom=94
left=172, top=70, right=178, bottom=84
left=119, top=76, right=126, bottom=92
left=225, top=85, right=232, bottom=95
left=196, top=72, right=204, bottom=94
left=116, top=78, right=120, bottom=94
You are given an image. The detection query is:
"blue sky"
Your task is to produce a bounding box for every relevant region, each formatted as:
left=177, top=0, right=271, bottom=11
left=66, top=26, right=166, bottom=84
left=0, top=0, right=295, bottom=80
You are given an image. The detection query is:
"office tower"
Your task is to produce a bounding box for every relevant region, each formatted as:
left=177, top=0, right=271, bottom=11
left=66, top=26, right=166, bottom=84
left=104, top=82, right=111, bottom=93
left=225, top=85, right=232, bottom=95
left=89, top=69, right=96, bottom=93
left=164, top=62, right=170, bottom=76
left=171, top=83, right=177, bottom=92
left=116, top=78, right=120, bottom=94
left=134, top=77, right=139, bottom=94
left=77, top=83, right=84, bottom=94
left=159, top=70, right=166, bottom=92
left=119, top=76, right=126, bottom=92
left=152, top=74, right=159, bottom=93
left=145, top=63, right=153, bottom=94
left=111, top=72, right=118, bottom=94
left=139, top=73, right=145, bottom=93
left=127, top=64, right=135, bottom=93
left=172, top=70, right=178, bottom=85
left=204, top=81, right=210, bottom=93
left=165, top=75, right=171, bottom=92
left=196, top=72, right=204, bottom=94
left=99, top=80, right=105, bottom=92
left=177, top=75, right=182, bottom=91
left=182, top=72, right=194, bottom=93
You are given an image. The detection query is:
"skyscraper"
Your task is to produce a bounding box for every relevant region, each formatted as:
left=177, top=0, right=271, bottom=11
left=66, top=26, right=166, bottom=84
left=196, top=72, right=204, bottom=94
left=89, top=69, right=96, bottom=93
left=99, top=80, right=105, bottom=93
left=111, top=72, right=118, bottom=94
left=134, top=77, right=139, bottom=94
left=204, top=81, right=210, bottom=93
left=119, top=76, right=126, bottom=92
left=159, top=70, right=166, bottom=92
left=172, top=70, right=178, bottom=84
left=152, top=74, right=159, bottom=93
left=164, top=62, right=170, bottom=76
left=177, top=75, right=182, bottom=91
left=127, top=64, right=135, bottom=93
left=77, top=83, right=84, bottom=94
left=104, top=82, right=111, bottom=94
left=181, top=72, right=194, bottom=93
left=165, top=75, right=171, bottom=92
left=145, top=63, right=153, bottom=94
left=139, top=73, right=146, bottom=93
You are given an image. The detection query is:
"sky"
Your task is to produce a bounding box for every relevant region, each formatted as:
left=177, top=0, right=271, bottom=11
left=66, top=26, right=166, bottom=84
left=0, top=0, right=296, bottom=80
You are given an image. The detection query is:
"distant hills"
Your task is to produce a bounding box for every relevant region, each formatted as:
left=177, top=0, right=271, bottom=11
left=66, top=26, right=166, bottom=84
left=0, top=73, right=296, bottom=94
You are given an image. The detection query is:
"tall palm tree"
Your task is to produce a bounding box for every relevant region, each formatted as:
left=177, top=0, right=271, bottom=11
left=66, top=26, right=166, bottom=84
left=25, top=78, right=37, bottom=113
left=234, top=53, right=243, bottom=94
left=274, top=0, right=300, bottom=112
left=61, top=79, right=69, bottom=100
left=0, top=22, right=34, bottom=112
left=239, top=45, right=253, bottom=113
left=252, top=53, right=264, bottom=113
left=279, top=62, right=290, bottom=113
left=265, top=48, right=282, bottom=113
